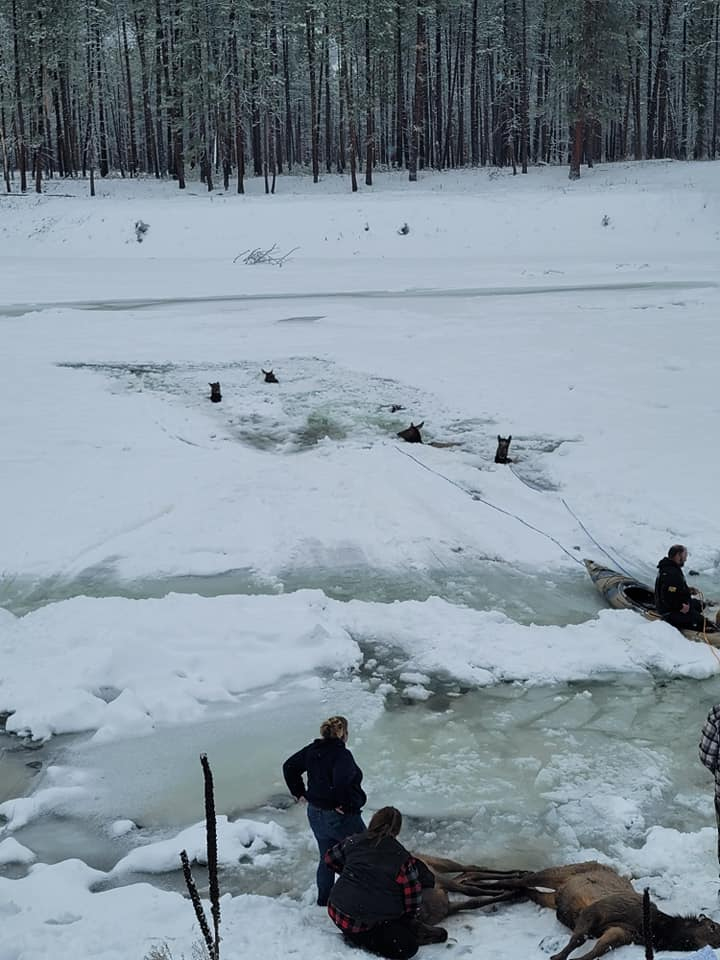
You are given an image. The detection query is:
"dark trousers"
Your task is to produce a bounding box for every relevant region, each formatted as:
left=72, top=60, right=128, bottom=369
left=344, top=918, right=419, bottom=960
left=715, top=794, right=720, bottom=868
left=307, top=805, right=366, bottom=905
left=666, top=598, right=710, bottom=632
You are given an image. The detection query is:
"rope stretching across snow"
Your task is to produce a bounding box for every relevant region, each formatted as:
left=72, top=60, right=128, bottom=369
left=394, top=445, right=584, bottom=567
left=559, top=496, right=636, bottom=578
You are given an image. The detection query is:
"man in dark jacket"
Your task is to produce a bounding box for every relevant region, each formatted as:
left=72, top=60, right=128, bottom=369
left=655, top=544, right=707, bottom=631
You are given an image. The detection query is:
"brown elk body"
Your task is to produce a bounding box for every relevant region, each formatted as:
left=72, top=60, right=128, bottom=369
left=262, top=368, right=279, bottom=383
left=495, top=434, right=512, bottom=463
left=450, top=859, right=720, bottom=960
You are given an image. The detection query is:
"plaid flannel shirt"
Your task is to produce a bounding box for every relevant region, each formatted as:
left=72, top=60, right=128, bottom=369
left=325, top=841, right=423, bottom=934
left=699, top=703, right=720, bottom=795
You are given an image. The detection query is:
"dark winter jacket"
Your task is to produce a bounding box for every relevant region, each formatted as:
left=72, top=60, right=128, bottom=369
left=655, top=556, right=692, bottom=615
left=282, top=738, right=366, bottom=814
left=325, top=831, right=435, bottom=927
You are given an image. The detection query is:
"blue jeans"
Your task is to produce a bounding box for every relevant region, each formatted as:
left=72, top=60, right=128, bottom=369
left=307, top=804, right=366, bottom=905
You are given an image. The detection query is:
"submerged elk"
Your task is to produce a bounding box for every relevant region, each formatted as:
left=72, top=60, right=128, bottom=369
left=209, top=381, right=222, bottom=403
left=495, top=434, right=512, bottom=463
left=262, top=368, right=279, bottom=383
left=447, top=859, right=720, bottom=960
left=397, top=421, right=424, bottom=443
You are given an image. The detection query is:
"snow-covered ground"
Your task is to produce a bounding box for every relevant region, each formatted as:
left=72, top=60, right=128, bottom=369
left=2, top=161, right=720, bottom=959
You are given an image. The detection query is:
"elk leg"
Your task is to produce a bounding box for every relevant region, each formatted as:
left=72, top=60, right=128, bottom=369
left=567, top=927, right=632, bottom=960
left=549, top=929, right=588, bottom=960
left=438, top=876, right=519, bottom=896
left=446, top=891, right=527, bottom=914
left=415, top=855, right=528, bottom=880
left=457, top=868, right=530, bottom=881
left=415, top=855, right=503, bottom=874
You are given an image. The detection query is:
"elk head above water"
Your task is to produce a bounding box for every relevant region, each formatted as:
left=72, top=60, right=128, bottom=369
left=397, top=421, right=424, bottom=443
left=495, top=434, right=512, bottom=463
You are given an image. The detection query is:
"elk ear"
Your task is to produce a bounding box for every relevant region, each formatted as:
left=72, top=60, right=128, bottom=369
left=417, top=421, right=424, bottom=429
left=497, top=434, right=501, bottom=441
left=508, top=435, right=512, bottom=442
left=261, top=369, right=268, bottom=375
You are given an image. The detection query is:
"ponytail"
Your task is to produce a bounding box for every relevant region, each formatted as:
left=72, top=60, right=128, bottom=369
left=367, top=806, right=402, bottom=844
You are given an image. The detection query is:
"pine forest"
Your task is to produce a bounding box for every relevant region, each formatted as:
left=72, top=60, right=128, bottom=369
left=0, top=0, right=718, bottom=193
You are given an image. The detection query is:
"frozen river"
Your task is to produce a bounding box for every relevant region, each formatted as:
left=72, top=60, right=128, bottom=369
left=3, top=165, right=720, bottom=960
left=3, top=669, right=715, bottom=903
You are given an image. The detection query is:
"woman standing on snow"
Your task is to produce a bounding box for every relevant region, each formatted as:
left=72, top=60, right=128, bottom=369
left=282, top=715, right=367, bottom=905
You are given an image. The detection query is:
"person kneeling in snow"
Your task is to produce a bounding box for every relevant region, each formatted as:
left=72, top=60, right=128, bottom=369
left=324, top=806, right=446, bottom=959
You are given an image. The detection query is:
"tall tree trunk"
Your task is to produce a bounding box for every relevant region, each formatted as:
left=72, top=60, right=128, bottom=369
left=153, top=0, right=166, bottom=174
left=250, top=10, right=262, bottom=176
left=409, top=7, right=426, bottom=181
left=681, top=3, right=688, bottom=158
left=456, top=15, right=466, bottom=166
left=172, top=0, right=186, bottom=188
left=629, top=2, right=642, bottom=159
left=271, top=3, right=284, bottom=173
left=34, top=6, right=46, bottom=193
left=533, top=8, right=547, bottom=163
left=11, top=0, right=27, bottom=192
left=469, top=0, right=479, bottom=164
left=338, top=5, right=358, bottom=190
left=0, top=63, right=11, bottom=191
left=133, top=9, right=158, bottom=176
left=647, top=0, right=672, bottom=158
left=713, top=0, right=719, bottom=156
left=306, top=3, right=320, bottom=182
left=646, top=3, right=654, bottom=156
left=364, top=3, right=373, bottom=185
left=394, top=0, right=406, bottom=166
left=84, top=0, right=96, bottom=194
left=230, top=0, right=245, bottom=193
left=281, top=12, right=294, bottom=168
left=324, top=9, right=332, bottom=171
left=519, top=0, right=529, bottom=172
left=122, top=17, right=138, bottom=175
left=432, top=10, right=441, bottom=168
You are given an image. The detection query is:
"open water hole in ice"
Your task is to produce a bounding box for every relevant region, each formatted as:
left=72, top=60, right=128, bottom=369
left=3, top=673, right=717, bottom=901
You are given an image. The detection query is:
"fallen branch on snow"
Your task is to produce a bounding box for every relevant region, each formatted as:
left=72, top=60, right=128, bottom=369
left=232, top=243, right=298, bottom=266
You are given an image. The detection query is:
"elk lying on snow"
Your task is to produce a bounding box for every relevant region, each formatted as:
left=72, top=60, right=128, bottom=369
left=262, top=368, right=279, bottom=383
left=420, top=857, right=720, bottom=960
